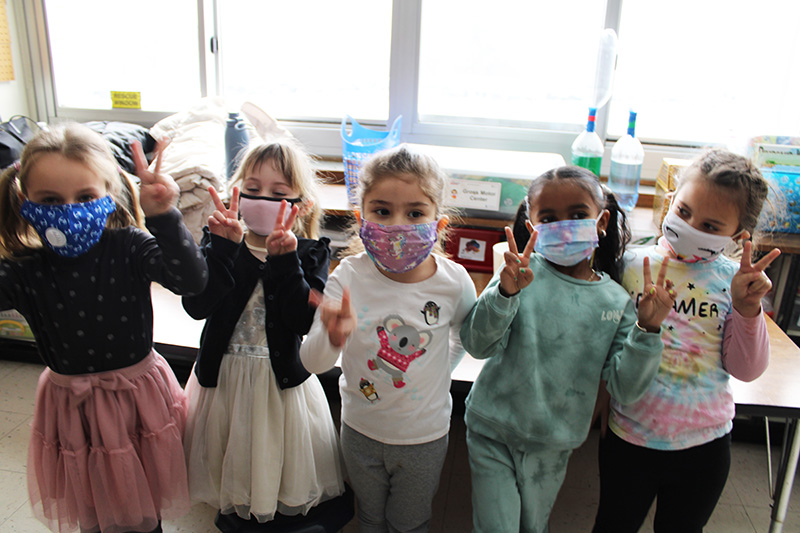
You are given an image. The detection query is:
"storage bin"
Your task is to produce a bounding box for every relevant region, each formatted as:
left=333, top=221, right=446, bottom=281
left=341, top=115, right=402, bottom=206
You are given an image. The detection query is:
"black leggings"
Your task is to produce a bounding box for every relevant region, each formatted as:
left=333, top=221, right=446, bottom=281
left=592, top=431, right=731, bottom=533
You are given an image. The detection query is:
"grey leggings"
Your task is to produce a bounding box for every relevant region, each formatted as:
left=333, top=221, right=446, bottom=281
left=341, top=423, right=448, bottom=533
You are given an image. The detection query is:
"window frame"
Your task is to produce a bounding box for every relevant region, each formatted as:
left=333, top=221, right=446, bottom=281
left=18, top=0, right=706, bottom=178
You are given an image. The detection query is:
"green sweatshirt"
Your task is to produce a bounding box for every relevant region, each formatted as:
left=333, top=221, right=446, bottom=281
left=461, top=254, right=663, bottom=451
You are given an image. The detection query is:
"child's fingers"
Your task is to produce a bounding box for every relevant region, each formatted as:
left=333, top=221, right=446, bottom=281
left=752, top=248, right=781, bottom=273
left=130, top=140, right=147, bottom=176
left=739, top=241, right=754, bottom=271
left=521, top=229, right=537, bottom=261
left=642, top=256, right=653, bottom=290
left=504, top=226, right=520, bottom=256
left=656, top=257, right=670, bottom=287
left=152, top=138, right=168, bottom=178
left=274, top=200, right=288, bottom=230
left=229, top=186, right=240, bottom=214
left=308, top=289, right=323, bottom=308
left=283, top=203, right=299, bottom=231
left=208, top=186, right=226, bottom=213
left=340, top=287, right=353, bottom=318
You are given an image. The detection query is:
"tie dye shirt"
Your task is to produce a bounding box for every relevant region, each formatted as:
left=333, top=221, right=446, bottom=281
left=609, top=243, right=764, bottom=450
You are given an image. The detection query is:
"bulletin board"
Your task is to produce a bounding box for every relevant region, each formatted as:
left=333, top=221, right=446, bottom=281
left=0, top=1, right=14, bottom=81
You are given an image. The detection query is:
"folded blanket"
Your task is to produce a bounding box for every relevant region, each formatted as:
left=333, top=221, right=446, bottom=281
left=149, top=97, right=228, bottom=242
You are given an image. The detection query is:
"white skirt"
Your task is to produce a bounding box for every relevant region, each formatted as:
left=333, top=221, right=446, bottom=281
left=184, top=351, right=345, bottom=523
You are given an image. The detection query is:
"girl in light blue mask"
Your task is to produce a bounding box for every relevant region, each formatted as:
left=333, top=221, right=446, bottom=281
left=461, top=165, right=676, bottom=533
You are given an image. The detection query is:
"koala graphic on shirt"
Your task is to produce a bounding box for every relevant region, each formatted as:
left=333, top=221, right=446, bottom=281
left=368, top=314, right=432, bottom=389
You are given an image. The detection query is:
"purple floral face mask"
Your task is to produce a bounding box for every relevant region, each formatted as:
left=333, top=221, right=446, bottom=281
left=359, top=219, right=439, bottom=273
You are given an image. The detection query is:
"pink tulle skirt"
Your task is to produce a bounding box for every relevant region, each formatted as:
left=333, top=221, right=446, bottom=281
left=27, top=351, right=191, bottom=533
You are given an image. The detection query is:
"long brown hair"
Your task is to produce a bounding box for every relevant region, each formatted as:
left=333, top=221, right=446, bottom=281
left=0, top=122, right=143, bottom=259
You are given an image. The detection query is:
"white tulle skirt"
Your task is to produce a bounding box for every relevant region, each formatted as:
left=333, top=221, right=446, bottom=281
left=184, top=351, right=345, bottom=523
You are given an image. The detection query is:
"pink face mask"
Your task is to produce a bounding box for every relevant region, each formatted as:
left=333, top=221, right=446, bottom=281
left=359, top=219, right=439, bottom=273
left=238, top=193, right=301, bottom=236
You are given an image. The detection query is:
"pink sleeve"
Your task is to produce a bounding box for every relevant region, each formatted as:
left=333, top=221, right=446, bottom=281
left=721, top=308, right=770, bottom=382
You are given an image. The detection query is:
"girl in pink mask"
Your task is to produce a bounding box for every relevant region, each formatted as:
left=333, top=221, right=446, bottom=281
left=593, top=149, right=781, bottom=533
left=461, top=165, right=675, bottom=533
left=300, top=144, right=477, bottom=532
left=181, top=141, right=348, bottom=529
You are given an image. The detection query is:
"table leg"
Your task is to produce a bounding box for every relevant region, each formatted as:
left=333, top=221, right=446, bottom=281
left=769, top=419, right=800, bottom=533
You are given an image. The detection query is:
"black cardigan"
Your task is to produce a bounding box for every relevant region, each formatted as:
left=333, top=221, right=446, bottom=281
left=183, top=229, right=330, bottom=388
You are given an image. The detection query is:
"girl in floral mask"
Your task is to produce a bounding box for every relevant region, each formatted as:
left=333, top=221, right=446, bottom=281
left=461, top=165, right=675, bottom=533
left=0, top=122, right=208, bottom=532
left=300, top=144, right=477, bottom=532
left=593, top=149, right=781, bottom=533
left=181, top=141, right=347, bottom=529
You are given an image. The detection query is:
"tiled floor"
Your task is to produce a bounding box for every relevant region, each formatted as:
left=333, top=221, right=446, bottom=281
left=1, top=358, right=799, bottom=532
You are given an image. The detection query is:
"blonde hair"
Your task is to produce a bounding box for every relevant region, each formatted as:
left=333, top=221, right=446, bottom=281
left=0, top=122, right=143, bottom=259
left=228, top=140, right=322, bottom=239
left=342, top=144, right=453, bottom=257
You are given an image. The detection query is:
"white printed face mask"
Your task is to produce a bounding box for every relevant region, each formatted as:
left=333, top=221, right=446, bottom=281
left=238, top=193, right=301, bottom=236
left=533, top=215, right=601, bottom=267
left=661, top=209, right=733, bottom=263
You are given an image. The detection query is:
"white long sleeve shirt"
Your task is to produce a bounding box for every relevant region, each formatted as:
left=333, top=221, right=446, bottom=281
left=300, top=252, right=477, bottom=445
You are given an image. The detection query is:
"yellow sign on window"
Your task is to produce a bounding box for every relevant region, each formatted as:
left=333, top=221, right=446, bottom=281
left=111, top=91, right=141, bottom=109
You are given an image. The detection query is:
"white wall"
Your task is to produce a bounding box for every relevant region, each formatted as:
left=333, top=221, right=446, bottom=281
left=0, top=0, right=30, bottom=119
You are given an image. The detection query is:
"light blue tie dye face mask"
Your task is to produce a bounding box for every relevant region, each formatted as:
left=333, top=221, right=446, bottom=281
left=20, top=195, right=116, bottom=257
left=533, top=216, right=601, bottom=267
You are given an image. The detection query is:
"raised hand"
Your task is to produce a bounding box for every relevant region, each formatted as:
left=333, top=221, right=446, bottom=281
left=636, top=256, right=676, bottom=333
left=498, top=226, right=537, bottom=297
left=310, top=287, right=356, bottom=348
left=732, top=241, right=780, bottom=317
left=265, top=200, right=299, bottom=256
left=131, top=138, right=179, bottom=217
left=207, top=186, right=243, bottom=243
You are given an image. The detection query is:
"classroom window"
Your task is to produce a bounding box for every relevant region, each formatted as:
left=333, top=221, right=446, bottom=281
left=417, top=0, right=606, bottom=130
left=28, top=0, right=800, bottom=162
left=218, top=1, right=392, bottom=122
left=607, top=0, right=800, bottom=145
left=43, top=0, right=202, bottom=112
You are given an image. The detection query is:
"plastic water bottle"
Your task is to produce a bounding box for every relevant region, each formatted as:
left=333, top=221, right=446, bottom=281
left=225, top=112, right=250, bottom=180
left=608, top=111, right=644, bottom=212
left=571, top=107, right=604, bottom=176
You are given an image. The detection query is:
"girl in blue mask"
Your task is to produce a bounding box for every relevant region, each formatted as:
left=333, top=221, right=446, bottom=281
left=461, top=165, right=675, bottom=533
left=0, top=123, right=208, bottom=533
left=300, top=144, right=477, bottom=533
left=181, top=141, right=347, bottom=529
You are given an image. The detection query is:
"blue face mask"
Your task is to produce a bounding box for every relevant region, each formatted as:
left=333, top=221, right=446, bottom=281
left=533, top=216, right=601, bottom=267
left=20, top=195, right=117, bottom=257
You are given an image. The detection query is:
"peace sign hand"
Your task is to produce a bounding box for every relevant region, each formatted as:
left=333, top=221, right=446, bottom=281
left=310, top=287, right=356, bottom=348
left=265, top=200, right=299, bottom=256
left=131, top=138, right=180, bottom=217
left=732, top=241, right=780, bottom=318
left=207, top=186, right=243, bottom=243
left=498, top=226, right=537, bottom=297
left=637, top=256, right=676, bottom=333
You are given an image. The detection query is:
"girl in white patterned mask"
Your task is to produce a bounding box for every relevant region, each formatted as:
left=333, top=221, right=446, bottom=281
left=593, top=148, right=781, bottom=533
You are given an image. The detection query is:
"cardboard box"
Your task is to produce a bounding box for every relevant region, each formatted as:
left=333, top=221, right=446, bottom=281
left=653, top=158, right=692, bottom=228
left=406, top=144, right=565, bottom=220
